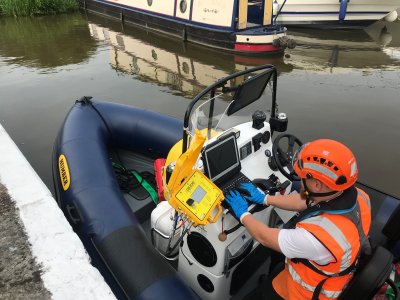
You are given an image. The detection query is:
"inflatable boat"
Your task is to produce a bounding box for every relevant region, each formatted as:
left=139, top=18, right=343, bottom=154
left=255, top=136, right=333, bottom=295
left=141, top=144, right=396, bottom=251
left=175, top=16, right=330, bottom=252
left=53, top=64, right=400, bottom=299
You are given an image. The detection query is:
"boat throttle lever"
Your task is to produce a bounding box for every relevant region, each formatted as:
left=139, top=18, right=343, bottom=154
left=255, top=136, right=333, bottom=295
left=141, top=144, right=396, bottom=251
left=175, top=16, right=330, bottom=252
left=252, top=110, right=266, bottom=130
left=253, top=174, right=290, bottom=195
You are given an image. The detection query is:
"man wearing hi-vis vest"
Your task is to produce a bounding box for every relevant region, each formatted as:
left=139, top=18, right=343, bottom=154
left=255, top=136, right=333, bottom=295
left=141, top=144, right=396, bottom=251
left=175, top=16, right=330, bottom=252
left=225, top=139, right=371, bottom=299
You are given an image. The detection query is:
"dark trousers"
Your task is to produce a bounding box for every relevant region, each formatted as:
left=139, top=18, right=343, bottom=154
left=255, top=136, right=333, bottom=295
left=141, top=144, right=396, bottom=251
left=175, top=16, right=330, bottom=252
left=243, top=252, right=285, bottom=300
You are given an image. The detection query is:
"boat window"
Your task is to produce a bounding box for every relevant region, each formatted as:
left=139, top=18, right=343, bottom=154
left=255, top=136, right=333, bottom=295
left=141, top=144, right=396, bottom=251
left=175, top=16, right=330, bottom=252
left=180, top=0, right=187, bottom=13
left=147, top=0, right=153, bottom=6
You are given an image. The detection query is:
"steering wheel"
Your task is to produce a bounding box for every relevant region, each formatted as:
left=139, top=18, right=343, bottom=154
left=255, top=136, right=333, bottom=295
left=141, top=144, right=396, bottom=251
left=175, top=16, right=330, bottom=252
left=272, top=133, right=303, bottom=181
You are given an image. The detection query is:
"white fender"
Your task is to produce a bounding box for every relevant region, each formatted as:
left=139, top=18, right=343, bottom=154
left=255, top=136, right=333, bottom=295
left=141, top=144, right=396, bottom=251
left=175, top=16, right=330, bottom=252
left=384, top=10, right=398, bottom=23
left=273, top=0, right=279, bottom=16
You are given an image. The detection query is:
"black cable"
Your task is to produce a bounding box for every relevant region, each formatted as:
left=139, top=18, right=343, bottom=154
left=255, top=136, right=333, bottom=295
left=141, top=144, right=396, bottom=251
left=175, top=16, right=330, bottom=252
left=180, top=244, right=193, bottom=266
left=224, top=223, right=241, bottom=235
left=386, top=278, right=399, bottom=300
left=113, top=164, right=154, bottom=201
left=85, top=99, right=157, bottom=202
left=166, top=223, right=193, bottom=256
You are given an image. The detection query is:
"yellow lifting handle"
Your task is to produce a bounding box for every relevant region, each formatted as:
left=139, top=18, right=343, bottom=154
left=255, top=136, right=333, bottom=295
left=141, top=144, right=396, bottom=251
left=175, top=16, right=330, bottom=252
left=208, top=203, right=223, bottom=224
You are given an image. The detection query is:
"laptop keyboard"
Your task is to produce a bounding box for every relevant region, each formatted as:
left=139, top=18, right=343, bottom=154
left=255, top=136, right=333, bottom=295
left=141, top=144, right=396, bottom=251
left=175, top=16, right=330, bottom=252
left=220, top=173, right=252, bottom=195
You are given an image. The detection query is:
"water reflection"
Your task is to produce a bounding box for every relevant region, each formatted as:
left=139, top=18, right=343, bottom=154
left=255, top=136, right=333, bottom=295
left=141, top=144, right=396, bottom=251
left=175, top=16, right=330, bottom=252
left=86, top=14, right=290, bottom=99
left=0, top=14, right=97, bottom=69
left=285, top=22, right=400, bottom=72
left=87, top=13, right=400, bottom=94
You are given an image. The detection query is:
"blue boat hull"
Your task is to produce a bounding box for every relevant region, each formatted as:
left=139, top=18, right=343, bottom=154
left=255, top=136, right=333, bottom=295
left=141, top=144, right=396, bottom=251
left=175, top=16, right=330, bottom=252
left=52, top=98, right=196, bottom=299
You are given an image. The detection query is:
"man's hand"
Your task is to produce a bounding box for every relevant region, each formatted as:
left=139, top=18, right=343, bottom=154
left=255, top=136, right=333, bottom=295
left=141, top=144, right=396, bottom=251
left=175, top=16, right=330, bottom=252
left=224, top=190, right=250, bottom=221
left=239, top=183, right=267, bottom=205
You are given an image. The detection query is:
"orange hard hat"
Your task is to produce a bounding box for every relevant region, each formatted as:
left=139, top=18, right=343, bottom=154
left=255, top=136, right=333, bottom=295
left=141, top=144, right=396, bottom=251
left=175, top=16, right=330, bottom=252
left=293, top=139, right=358, bottom=191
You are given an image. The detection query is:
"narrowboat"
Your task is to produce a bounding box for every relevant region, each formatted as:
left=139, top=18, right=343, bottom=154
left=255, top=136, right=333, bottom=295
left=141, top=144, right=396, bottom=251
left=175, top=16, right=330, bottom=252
left=80, top=0, right=296, bottom=54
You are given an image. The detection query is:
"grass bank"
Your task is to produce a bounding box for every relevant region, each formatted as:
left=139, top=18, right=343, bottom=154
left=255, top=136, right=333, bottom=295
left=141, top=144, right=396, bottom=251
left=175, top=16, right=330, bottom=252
left=0, top=0, right=79, bottom=17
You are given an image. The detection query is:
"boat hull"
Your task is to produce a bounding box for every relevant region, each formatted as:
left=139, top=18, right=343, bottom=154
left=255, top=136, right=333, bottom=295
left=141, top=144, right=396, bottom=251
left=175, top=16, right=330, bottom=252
left=52, top=99, right=196, bottom=299
left=248, top=0, right=399, bottom=28
left=81, top=0, right=287, bottom=53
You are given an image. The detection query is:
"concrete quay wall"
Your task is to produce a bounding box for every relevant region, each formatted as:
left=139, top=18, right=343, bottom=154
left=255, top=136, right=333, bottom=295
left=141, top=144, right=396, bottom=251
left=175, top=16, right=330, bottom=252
left=0, top=123, right=115, bottom=300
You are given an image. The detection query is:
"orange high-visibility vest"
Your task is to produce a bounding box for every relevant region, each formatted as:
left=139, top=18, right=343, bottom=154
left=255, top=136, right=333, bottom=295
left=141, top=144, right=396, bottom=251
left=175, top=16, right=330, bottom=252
left=273, top=187, right=371, bottom=300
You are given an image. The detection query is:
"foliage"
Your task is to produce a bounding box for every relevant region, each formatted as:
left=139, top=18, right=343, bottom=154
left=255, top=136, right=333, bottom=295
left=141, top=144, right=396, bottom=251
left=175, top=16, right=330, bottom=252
left=0, top=0, right=79, bottom=17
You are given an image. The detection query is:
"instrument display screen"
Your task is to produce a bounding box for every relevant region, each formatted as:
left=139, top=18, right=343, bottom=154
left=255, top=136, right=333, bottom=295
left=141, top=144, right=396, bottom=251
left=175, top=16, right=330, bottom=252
left=191, top=185, right=207, bottom=203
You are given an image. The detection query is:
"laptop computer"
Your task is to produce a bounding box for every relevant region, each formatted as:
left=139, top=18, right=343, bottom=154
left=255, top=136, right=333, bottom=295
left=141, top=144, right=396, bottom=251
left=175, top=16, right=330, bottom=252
left=201, top=132, right=252, bottom=194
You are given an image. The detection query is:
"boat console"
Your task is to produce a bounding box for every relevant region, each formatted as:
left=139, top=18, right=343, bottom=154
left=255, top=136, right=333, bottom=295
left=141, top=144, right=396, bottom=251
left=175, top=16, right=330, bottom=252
left=151, top=65, right=300, bottom=299
left=181, top=121, right=286, bottom=299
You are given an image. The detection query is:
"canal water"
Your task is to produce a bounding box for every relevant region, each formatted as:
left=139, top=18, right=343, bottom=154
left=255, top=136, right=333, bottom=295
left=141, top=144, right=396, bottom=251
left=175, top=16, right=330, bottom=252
left=0, top=12, right=399, bottom=198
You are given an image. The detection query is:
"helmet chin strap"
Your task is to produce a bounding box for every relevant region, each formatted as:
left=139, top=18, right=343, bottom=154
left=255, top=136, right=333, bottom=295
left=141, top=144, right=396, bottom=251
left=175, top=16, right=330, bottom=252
left=302, top=179, right=337, bottom=207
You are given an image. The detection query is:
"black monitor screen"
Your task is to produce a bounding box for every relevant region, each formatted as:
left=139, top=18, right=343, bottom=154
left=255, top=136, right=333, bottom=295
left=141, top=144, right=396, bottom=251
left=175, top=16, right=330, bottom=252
left=227, top=69, right=273, bottom=116
left=203, top=134, right=239, bottom=183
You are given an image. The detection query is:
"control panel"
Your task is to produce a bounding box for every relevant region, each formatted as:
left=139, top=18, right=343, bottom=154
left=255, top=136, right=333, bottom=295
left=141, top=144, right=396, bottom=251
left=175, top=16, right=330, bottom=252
left=176, top=119, right=289, bottom=300
left=240, top=142, right=252, bottom=160
left=170, top=170, right=223, bottom=226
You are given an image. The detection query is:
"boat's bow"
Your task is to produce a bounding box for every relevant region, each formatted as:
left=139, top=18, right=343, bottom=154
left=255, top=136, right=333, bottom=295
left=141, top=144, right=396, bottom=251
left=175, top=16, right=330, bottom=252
left=53, top=97, right=196, bottom=300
